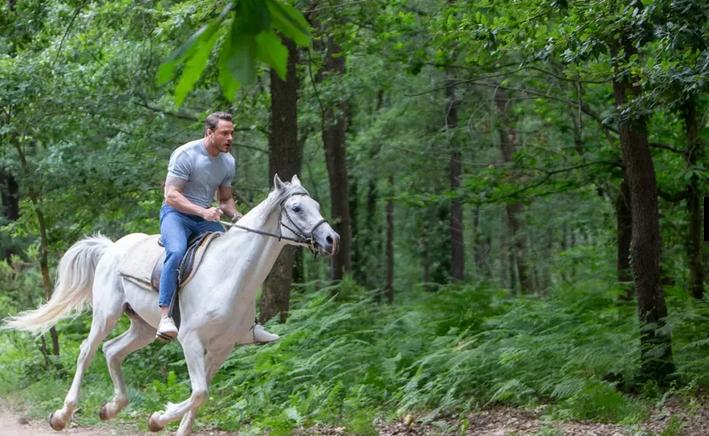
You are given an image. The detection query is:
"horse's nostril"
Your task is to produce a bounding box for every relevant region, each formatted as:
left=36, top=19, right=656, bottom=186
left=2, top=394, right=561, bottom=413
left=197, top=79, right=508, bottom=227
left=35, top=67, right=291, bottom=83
left=326, top=236, right=333, bottom=244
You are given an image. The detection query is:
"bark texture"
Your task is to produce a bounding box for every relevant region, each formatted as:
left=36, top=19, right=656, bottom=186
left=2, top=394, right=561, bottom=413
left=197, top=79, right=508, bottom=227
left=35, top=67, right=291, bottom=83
left=13, top=140, right=60, bottom=358
left=494, top=88, right=533, bottom=293
left=261, top=39, right=301, bottom=323
left=615, top=179, right=634, bottom=299
left=383, top=176, right=394, bottom=303
left=0, top=170, right=20, bottom=260
left=612, top=40, right=674, bottom=383
left=321, top=36, right=352, bottom=280
left=682, top=100, right=704, bottom=299
left=446, top=77, right=464, bottom=281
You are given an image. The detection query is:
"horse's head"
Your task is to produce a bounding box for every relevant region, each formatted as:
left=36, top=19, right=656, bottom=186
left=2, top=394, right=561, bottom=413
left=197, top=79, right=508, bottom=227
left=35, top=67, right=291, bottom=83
left=272, top=174, right=339, bottom=256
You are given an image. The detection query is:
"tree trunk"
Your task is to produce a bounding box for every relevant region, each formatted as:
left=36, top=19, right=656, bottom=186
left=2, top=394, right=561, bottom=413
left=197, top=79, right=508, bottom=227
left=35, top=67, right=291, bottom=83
left=384, top=176, right=394, bottom=303
left=612, top=40, right=674, bottom=383
left=363, top=179, right=380, bottom=288
left=472, top=206, right=490, bottom=277
left=13, top=140, right=60, bottom=358
left=682, top=100, right=704, bottom=299
left=350, top=175, right=363, bottom=283
left=446, top=77, right=464, bottom=281
left=421, top=217, right=431, bottom=286
left=261, top=38, right=301, bottom=323
left=0, top=170, right=20, bottom=260
left=615, top=179, right=634, bottom=299
left=494, top=88, right=533, bottom=293
left=320, top=36, right=352, bottom=281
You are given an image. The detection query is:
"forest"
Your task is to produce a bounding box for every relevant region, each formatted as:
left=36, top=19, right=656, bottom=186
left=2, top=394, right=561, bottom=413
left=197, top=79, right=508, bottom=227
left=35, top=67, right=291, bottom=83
left=0, top=0, right=707, bottom=434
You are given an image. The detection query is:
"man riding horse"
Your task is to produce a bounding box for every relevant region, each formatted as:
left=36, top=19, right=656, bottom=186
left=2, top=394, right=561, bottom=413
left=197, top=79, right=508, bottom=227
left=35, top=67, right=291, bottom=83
left=157, top=111, right=278, bottom=343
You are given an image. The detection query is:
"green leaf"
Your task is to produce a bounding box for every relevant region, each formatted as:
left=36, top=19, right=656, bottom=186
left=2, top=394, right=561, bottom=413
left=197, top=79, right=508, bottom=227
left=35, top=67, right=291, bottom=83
left=156, top=4, right=232, bottom=86
left=264, top=0, right=311, bottom=46
left=254, top=31, right=288, bottom=80
left=235, top=0, right=271, bottom=36
left=174, top=25, right=222, bottom=106
left=217, top=28, right=242, bottom=101
left=157, top=23, right=213, bottom=85
left=225, top=22, right=257, bottom=86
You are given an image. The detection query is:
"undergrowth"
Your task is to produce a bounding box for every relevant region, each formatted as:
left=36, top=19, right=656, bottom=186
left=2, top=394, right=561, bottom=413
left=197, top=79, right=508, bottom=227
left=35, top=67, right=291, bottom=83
left=2, top=263, right=709, bottom=433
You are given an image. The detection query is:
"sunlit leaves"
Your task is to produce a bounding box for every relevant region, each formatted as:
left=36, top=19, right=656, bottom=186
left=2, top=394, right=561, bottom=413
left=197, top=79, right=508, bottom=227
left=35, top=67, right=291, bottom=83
left=157, top=0, right=311, bottom=106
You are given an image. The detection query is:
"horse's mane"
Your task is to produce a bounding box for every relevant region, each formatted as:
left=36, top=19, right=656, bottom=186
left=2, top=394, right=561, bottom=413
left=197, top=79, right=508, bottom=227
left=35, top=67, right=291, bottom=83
left=235, top=182, right=310, bottom=227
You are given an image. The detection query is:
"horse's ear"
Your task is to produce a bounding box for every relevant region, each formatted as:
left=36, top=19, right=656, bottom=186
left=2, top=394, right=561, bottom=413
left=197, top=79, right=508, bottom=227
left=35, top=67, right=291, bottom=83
left=291, top=174, right=301, bottom=186
left=273, top=174, right=285, bottom=191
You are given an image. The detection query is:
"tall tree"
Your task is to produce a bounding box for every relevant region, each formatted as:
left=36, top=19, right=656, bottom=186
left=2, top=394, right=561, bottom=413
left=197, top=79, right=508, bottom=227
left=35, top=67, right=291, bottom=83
left=261, top=38, right=301, bottom=323
left=320, top=35, right=352, bottom=281
left=494, top=88, right=532, bottom=293
left=0, top=169, right=20, bottom=260
left=446, top=75, right=464, bottom=281
left=611, top=29, right=674, bottom=382
left=382, top=176, right=394, bottom=303
left=682, top=99, right=705, bottom=299
left=615, top=180, right=634, bottom=299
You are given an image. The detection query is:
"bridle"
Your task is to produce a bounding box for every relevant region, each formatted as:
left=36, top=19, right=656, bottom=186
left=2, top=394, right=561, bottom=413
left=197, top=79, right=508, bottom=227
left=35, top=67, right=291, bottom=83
left=221, top=191, right=328, bottom=254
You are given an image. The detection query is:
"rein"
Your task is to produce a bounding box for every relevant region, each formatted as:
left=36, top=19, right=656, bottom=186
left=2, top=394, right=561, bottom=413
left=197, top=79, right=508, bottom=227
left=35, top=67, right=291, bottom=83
left=219, top=191, right=327, bottom=254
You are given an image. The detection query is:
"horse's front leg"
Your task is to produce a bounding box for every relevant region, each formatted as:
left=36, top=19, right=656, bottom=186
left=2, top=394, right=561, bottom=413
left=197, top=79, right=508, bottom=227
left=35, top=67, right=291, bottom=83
left=175, top=345, right=234, bottom=434
left=148, top=331, right=207, bottom=435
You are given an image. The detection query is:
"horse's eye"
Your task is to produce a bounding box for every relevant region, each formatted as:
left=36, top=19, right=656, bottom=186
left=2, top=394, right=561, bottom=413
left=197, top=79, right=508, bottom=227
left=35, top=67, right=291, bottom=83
left=292, top=205, right=302, bottom=213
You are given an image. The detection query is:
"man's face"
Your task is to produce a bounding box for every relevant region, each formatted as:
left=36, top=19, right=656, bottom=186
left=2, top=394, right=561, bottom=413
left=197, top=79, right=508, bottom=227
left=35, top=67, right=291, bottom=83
left=208, top=119, right=234, bottom=153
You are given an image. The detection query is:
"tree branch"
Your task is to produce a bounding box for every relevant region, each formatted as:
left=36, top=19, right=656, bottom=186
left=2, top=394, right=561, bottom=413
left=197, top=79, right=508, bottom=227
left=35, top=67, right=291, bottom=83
left=649, top=143, right=683, bottom=154
left=134, top=101, right=199, bottom=122
left=53, top=0, right=89, bottom=67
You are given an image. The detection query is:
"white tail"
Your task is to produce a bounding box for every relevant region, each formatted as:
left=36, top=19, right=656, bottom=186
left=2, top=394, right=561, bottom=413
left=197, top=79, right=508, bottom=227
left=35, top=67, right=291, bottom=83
left=2, top=234, right=113, bottom=334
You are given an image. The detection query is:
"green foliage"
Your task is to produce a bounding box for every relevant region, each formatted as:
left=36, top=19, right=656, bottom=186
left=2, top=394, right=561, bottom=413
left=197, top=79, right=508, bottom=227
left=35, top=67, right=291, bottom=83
left=1, top=0, right=708, bottom=432
left=6, top=260, right=709, bottom=431
left=158, top=0, right=311, bottom=105
left=552, top=380, right=646, bottom=423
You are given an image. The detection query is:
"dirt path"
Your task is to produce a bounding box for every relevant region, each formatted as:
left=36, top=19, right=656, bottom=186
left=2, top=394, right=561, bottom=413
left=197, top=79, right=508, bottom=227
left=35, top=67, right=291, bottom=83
left=0, top=406, right=111, bottom=435
left=3, top=398, right=708, bottom=435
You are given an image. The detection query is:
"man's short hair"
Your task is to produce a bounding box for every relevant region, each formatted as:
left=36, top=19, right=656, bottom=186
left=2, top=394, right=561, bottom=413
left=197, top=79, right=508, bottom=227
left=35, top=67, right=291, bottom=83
left=205, top=112, right=232, bottom=133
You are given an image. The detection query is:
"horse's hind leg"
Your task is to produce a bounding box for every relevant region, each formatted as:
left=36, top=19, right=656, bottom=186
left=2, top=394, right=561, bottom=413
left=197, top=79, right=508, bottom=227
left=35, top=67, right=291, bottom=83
left=99, top=310, right=156, bottom=421
left=49, top=306, right=121, bottom=430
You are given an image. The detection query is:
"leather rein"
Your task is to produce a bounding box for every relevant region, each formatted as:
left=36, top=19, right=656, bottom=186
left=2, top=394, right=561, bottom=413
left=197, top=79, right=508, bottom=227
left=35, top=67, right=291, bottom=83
left=220, top=192, right=327, bottom=254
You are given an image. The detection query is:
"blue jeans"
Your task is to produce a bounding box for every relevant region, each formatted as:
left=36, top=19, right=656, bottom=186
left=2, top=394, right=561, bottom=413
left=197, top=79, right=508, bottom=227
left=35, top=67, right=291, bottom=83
left=158, top=204, right=224, bottom=308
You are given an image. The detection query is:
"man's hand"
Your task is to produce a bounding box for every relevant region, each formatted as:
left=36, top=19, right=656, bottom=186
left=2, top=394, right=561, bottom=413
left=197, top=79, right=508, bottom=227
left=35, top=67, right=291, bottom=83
left=202, top=207, right=223, bottom=222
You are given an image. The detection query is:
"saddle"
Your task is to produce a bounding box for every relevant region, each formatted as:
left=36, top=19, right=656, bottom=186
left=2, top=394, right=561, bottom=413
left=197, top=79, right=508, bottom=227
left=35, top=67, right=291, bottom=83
left=118, top=232, right=221, bottom=328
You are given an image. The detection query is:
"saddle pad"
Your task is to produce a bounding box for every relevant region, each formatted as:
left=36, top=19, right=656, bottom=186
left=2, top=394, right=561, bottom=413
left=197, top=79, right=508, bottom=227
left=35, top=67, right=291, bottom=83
left=118, top=235, right=163, bottom=288
left=150, top=232, right=220, bottom=291
left=117, top=232, right=220, bottom=291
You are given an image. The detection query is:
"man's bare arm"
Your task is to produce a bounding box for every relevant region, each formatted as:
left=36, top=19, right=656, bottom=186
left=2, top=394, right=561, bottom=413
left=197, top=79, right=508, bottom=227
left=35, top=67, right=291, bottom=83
left=165, top=177, right=221, bottom=220
left=218, top=185, right=238, bottom=219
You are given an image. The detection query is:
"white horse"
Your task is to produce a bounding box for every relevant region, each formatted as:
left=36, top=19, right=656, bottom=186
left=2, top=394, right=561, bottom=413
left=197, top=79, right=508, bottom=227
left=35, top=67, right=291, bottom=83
left=2, top=174, right=339, bottom=435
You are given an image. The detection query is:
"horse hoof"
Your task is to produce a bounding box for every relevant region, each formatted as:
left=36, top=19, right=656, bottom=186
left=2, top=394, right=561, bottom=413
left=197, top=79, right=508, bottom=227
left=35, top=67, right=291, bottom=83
left=148, top=412, right=164, bottom=432
left=48, top=412, right=65, bottom=431
left=99, top=404, right=110, bottom=421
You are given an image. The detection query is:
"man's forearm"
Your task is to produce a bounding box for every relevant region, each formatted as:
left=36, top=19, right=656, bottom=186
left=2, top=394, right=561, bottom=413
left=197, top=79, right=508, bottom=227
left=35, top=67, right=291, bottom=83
left=219, top=197, right=237, bottom=218
left=166, top=190, right=206, bottom=217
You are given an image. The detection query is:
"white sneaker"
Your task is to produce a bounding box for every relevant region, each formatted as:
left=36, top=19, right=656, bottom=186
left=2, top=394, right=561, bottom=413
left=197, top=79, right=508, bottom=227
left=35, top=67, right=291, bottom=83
left=156, top=316, right=178, bottom=341
left=253, top=324, right=280, bottom=344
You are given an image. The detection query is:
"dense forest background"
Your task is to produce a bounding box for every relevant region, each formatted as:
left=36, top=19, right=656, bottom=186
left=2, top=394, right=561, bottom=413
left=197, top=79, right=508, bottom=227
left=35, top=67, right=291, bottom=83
left=0, top=0, right=707, bottom=434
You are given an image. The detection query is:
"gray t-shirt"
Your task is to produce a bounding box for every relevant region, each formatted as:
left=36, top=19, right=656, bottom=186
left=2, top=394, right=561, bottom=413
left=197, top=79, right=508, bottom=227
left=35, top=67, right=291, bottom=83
left=166, top=139, right=236, bottom=209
